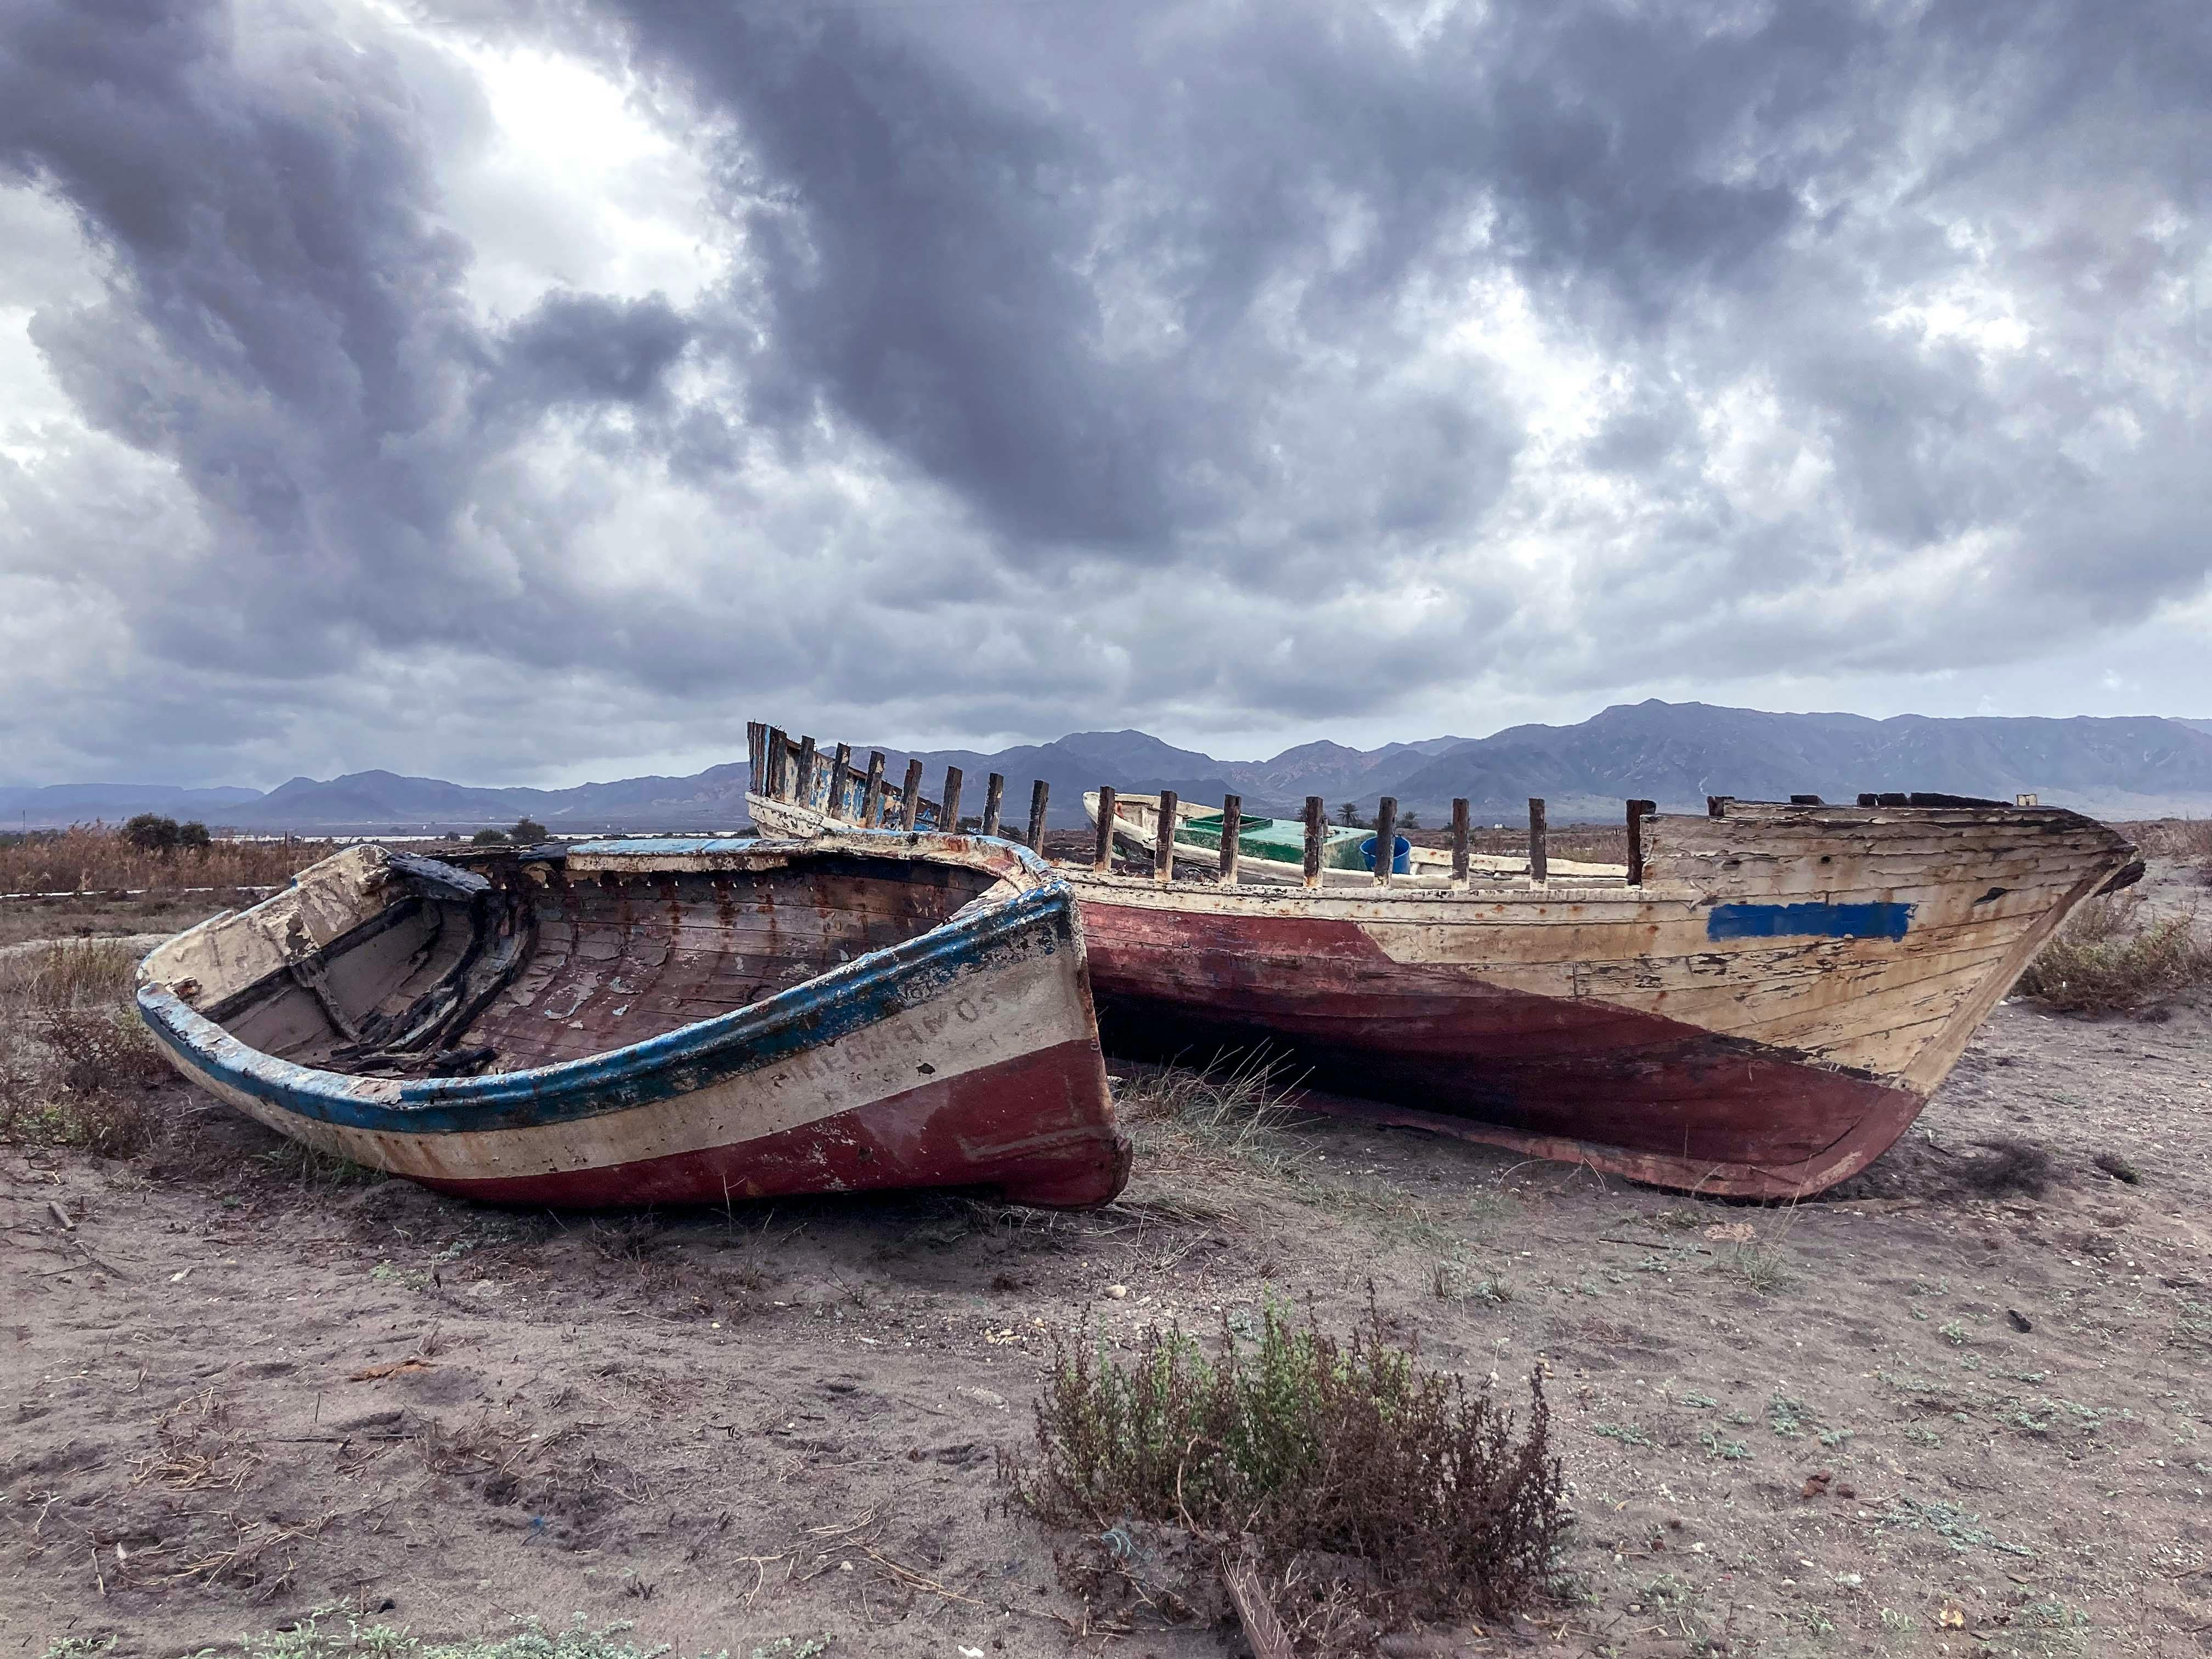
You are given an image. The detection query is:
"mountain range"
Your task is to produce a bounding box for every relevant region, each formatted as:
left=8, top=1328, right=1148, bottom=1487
left=8, top=701, right=2212, bottom=833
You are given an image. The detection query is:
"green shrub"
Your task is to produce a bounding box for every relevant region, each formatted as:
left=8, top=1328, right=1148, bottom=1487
left=2017, top=894, right=2211, bottom=1013
left=1008, top=1297, right=1565, bottom=1632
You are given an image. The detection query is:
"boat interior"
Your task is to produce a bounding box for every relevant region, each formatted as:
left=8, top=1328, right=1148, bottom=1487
left=193, top=850, right=1002, bottom=1079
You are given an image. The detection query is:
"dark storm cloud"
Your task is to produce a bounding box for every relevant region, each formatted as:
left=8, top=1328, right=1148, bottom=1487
left=492, top=290, right=691, bottom=409
left=1, top=0, right=2207, bottom=786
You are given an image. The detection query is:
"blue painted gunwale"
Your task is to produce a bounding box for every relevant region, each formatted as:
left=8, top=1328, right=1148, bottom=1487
left=137, top=834, right=1078, bottom=1138
left=1706, top=900, right=1916, bottom=941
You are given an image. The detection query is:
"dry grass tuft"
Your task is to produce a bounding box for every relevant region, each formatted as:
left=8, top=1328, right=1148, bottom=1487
left=1008, top=1296, right=1567, bottom=1642
left=0, top=823, right=323, bottom=896
left=0, top=938, right=170, bottom=1156
left=135, top=1385, right=265, bottom=1493
left=1111, top=1052, right=1311, bottom=1205
left=2016, top=893, right=2212, bottom=1014
left=1950, top=1135, right=2057, bottom=1199
left=1115, top=1049, right=1304, bottom=1144
left=2113, top=818, right=2212, bottom=864
left=0, top=936, right=143, bottom=1004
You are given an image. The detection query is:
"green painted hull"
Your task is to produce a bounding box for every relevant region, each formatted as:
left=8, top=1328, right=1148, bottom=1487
left=1175, top=812, right=1372, bottom=871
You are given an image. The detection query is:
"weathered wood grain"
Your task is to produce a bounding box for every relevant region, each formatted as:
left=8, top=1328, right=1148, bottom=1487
left=1093, top=787, right=1117, bottom=874
left=1026, top=780, right=1050, bottom=852
left=899, top=759, right=924, bottom=831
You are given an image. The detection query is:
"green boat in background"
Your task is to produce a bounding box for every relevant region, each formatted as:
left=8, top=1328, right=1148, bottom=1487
left=1171, top=810, right=1375, bottom=871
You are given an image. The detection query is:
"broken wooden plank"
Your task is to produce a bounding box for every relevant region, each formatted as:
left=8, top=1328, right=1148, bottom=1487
left=1373, top=797, right=1397, bottom=887
left=765, top=727, right=789, bottom=799
left=862, top=752, right=888, bottom=827
left=1093, top=787, right=1116, bottom=874
left=794, top=736, right=817, bottom=808
left=1626, top=798, right=1656, bottom=885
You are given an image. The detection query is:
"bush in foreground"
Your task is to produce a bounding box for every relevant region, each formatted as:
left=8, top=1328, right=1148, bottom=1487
left=1008, top=1297, right=1566, bottom=1647
left=0, top=939, right=168, bottom=1156
left=2017, top=893, right=2212, bottom=1014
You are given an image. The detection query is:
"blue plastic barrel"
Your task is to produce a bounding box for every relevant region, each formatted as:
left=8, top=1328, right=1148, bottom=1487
left=1359, top=834, right=1412, bottom=874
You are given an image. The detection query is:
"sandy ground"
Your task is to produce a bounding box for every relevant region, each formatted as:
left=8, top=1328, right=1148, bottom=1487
left=3, top=876, right=2209, bottom=1657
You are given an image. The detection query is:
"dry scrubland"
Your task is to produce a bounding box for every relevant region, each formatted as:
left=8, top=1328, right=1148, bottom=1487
left=0, top=828, right=329, bottom=950
left=1, top=830, right=2210, bottom=1658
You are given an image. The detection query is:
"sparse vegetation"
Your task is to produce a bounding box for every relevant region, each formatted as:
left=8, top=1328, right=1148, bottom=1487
left=0, top=936, right=168, bottom=1155
left=183, top=1609, right=727, bottom=1659
left=2017, top=891, right=2211, bottom=1013
left=2114, top=816, right=2212, bottom=867
left=1009, top=1297, right=1566, bottom=1636
left=0, top=822, right=321, bottom=895
left=1949, top=1134, right=2057, bottom=1198
left=1110, top=1052, right=1308, bottom=1198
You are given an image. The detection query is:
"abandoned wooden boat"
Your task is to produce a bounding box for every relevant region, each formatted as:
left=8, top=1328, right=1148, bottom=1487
left=134, top=835, right=1130, bottom=1209
left=744, top=721, right=2140, bottom=1198
left=1066, top=798, right=2137, bottom=1199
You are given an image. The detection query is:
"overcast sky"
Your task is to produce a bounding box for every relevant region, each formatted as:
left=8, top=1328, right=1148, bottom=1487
left=3, top=0, right=2207, bottom=788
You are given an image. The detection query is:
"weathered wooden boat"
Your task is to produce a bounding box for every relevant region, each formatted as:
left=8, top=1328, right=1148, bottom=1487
left=745, top=722, right=2140, bottom=1198
left=134, top=834, right=1130, bottom=1209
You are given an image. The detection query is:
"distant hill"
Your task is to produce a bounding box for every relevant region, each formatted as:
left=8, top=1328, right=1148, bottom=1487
left=0, top=783, right=262, bottom=825
left=12, top=703, right=2212, bottom=832
left=1380, top=703, right=2212, bottom=822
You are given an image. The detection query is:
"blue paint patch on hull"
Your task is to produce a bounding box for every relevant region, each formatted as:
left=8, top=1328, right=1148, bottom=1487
left=1706, top=901, right=1914, bottom=941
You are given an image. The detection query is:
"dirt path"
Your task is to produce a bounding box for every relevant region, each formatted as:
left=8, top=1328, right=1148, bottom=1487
left=3, top=940, right=2209, bottom=1655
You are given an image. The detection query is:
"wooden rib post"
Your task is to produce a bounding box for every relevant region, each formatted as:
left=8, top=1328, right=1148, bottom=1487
left=1528, top=797, right=1548, bottom=884
left=1153, top=790, right=1177, bottom=883
left=861, top=752, right=887, bottom=827
left=982, top=773, right=1005, bottom=838
left=941, top=766, right=963, bottom=832
left=1026, top=780, right=1049, bottom=852
left=765, top=727, right=788, bottom=799
left=1303, top=796, right=1325, bottom=889
left=746, top=722, right=766, bottom=788
left=898, top=759, right=924, bottom=831
left=1450, top=798, right=1470, bottom=889
left=1373, top=797, right=1398, bottom=887
left=1219, top=794, right=1241, bottom=885
left=1626, top=799, right=1656, bottom=886
left=827, top=743, right=852, bottom=821
left=1093, top=787, right=1117, bottom=873
left=794, top=736, right=817, bottom=809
